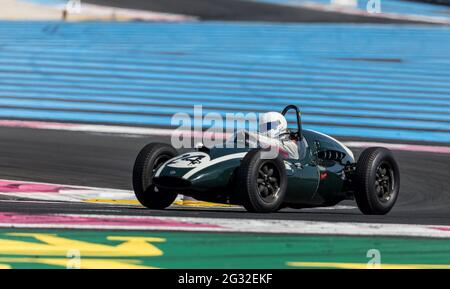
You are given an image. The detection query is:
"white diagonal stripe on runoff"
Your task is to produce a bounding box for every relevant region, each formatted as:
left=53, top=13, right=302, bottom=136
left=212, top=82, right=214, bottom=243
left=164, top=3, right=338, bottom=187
left=0, top=178, right=134, bottom=202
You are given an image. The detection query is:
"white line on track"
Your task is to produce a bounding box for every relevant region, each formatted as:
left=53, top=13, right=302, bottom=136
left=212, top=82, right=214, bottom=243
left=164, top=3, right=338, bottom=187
left=0, top=178, right=449, bottom=238
left=1, top=119, right=449, bottom=154
left=0, top=213, right=449, bottom=238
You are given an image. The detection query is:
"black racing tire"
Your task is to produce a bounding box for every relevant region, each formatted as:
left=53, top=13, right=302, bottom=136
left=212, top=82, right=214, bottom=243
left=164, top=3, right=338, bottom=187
left=237, top=149, right=287, bottom=213
left=354, top=147, right=400, bottom=215
left=132, top=143, right=178, bottom=209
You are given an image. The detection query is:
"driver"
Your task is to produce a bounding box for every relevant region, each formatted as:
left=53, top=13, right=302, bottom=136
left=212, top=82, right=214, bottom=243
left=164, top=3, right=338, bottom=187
left=259, top=112, right=299, bottom=159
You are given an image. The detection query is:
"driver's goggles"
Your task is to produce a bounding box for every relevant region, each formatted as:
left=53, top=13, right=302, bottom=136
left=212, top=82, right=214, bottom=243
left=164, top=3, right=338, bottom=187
left=260, top=120, right=280, bottom=131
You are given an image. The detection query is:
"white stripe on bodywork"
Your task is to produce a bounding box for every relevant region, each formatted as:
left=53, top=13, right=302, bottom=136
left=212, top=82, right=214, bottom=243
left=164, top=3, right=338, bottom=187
left=182, top=153, right=247, bottom=180
left=154, top=159, right=174, bottom=177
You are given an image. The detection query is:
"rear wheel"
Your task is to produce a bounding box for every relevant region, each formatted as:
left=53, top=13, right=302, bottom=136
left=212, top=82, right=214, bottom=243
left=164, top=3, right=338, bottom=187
left=132, top=143, right=178, bottom=209
left=237, top=149, right=287, bottom=213
left=354, top=147, right=400, bottom=215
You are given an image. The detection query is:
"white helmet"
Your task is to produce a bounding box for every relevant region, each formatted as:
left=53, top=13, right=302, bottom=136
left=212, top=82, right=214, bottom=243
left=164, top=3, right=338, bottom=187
left=259, top=111, right=288, bottom=138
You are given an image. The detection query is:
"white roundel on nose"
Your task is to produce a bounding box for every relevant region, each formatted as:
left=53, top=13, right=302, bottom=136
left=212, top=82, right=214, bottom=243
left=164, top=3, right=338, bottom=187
left=166, top=152, right=211, bottom=168
left=259, top=111, right=288, bottom=138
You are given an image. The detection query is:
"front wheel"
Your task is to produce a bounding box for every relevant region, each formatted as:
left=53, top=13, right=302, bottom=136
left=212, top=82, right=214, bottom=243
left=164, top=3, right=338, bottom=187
left=236, top=149, right=287, bottom=213
left=354, top=147, right=400, bottom=215
left=132, top=143, right=178, bottom=209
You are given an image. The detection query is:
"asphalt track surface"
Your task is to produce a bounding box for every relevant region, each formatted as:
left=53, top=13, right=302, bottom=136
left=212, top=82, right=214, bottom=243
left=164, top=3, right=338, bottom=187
left=0, top=126, right=449, bottom=225
left=84, top=0, right=422, bottom=23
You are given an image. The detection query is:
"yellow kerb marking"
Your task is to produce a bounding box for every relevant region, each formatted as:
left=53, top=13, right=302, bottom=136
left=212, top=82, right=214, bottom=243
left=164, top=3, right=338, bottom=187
left=0, top=258, right=156, bottom=269
left=84, top=199, right=141, bottom=205
left=176, top=200, right=236, bottom=207
left=1, top=233, right=165, bottom=257
left=287, top=262, right=450, bottom=269
left=84, top=199, right=236, bottom=207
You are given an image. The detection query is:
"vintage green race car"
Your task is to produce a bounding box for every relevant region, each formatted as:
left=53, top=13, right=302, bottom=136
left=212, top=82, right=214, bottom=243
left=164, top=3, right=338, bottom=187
left=133, top=105, right=400, bottom=214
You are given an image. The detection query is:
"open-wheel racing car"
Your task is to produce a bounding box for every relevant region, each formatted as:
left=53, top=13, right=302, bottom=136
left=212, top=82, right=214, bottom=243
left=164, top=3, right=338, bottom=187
left=133, top=105, right=400, bottom=214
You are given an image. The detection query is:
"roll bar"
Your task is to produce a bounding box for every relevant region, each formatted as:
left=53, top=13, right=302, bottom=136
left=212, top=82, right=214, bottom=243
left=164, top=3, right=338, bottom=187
left=281, top=105, right=302, bottom=140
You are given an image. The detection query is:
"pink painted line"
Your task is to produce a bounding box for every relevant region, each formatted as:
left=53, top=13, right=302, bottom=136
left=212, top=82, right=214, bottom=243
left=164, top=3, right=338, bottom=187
left=431, top=227, right=450, bottom=232
left=78, top=3, right=197, bottom=22
left=0, top=120, right=76, bottom=129
left=0, top=213, right=221, bottom=228
left=0, top=119, right=231, bottom=139
left=0, top=180, right=74, bottom=193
